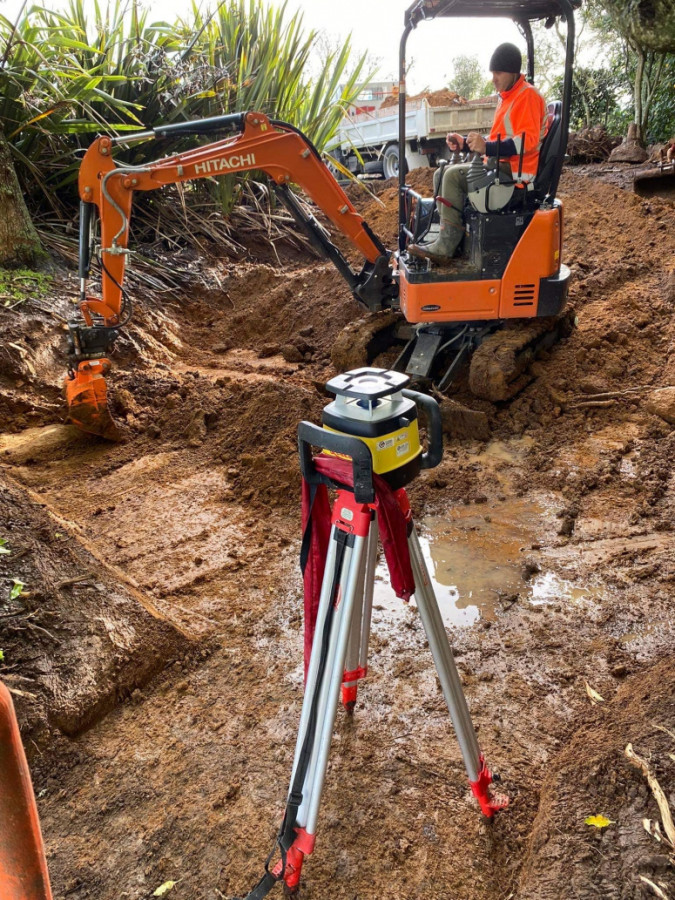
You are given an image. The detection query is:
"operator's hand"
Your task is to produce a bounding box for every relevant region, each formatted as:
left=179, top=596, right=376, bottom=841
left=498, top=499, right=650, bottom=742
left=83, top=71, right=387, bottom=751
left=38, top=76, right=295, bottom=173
left=466, top=132, right=486, bottom=155
left=446, top=132, right=464, bottom=152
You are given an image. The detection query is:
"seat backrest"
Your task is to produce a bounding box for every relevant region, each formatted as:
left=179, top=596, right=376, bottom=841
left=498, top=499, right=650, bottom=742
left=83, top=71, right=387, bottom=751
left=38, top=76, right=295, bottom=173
left=533, top=100, right=563, bottom=201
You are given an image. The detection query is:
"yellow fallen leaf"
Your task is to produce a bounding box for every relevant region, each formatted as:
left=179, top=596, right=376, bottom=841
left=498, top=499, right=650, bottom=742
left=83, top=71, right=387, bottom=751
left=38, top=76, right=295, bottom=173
left=585, top=681, right=605, bottom=704
left=153, top=882, right=177, bottom=897
left=585, top=814, right=614, bottom=828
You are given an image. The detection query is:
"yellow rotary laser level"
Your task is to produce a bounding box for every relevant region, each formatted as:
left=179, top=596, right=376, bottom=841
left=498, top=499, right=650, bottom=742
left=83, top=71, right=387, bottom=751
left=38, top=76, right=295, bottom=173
left=321, top=367, right=441, bottom=490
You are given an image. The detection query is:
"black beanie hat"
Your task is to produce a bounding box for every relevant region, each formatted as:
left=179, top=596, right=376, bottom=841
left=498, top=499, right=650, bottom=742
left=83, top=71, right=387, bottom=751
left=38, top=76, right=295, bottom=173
left=489, top=43, right=522, bottom=74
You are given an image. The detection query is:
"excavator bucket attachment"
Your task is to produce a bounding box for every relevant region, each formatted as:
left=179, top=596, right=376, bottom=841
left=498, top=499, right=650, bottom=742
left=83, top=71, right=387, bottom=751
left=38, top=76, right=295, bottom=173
left=634, top=166, right=675, bottom=200
left=0, top=682, right=53, bottom=900
left=65, top=359, right=122, bottom=441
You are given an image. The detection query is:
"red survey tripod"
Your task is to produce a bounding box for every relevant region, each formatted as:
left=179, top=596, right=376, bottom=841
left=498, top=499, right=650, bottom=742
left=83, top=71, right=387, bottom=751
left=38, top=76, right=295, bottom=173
left=237, top=369, right=507, bottom=899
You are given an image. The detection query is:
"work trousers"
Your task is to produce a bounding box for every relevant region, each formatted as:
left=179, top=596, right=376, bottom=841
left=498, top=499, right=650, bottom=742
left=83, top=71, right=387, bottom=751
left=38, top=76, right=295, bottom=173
left=433, top=160, right=513, bottom=228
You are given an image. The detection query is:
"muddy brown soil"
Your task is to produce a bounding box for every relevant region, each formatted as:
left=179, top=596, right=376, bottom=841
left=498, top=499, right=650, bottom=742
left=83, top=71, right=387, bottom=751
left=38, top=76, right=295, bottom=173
left=1, top=166, right=674, bottom=900
left=379, top=89, right=468, bottom=110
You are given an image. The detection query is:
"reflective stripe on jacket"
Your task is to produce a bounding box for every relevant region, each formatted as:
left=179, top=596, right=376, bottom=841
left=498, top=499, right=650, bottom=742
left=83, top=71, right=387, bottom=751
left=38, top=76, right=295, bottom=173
left=490, top=75, right=546, bottom=181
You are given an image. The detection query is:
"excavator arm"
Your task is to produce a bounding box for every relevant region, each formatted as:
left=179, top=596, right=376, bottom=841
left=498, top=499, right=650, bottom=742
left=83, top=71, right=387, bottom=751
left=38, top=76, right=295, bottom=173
left=66, top=111, right=397, bottom=438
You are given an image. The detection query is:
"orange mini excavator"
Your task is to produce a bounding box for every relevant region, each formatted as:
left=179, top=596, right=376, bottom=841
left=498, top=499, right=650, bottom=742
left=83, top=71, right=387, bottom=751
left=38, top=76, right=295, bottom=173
left=65, top=0, right=577, bottom=438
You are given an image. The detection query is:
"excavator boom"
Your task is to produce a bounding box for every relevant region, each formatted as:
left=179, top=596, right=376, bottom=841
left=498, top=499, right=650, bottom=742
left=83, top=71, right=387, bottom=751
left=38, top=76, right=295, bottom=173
left=66, top=111, right=396, bottom=438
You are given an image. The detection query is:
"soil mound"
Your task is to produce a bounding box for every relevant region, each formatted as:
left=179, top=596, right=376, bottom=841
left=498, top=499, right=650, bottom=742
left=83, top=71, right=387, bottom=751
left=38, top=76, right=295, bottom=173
left=0, top=475, right=190, bottom=748
left=380, top=88, right=467, bottom=110
left=519, top=657, right=675, bottom=899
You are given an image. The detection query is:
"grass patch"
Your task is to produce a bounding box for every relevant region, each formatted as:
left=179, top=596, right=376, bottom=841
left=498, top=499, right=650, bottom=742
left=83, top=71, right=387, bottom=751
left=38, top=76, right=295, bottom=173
left=0, top=269, right=52, bottom=308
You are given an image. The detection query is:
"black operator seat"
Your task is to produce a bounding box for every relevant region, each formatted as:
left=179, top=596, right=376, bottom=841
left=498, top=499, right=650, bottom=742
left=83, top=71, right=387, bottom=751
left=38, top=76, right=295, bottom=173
left=532, top=100, right=563, bottom=202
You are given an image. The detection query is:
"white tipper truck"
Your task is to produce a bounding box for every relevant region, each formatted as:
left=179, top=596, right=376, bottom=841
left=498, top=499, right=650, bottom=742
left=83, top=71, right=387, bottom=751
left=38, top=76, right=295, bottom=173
left=330, top=92, right=499, bottom=179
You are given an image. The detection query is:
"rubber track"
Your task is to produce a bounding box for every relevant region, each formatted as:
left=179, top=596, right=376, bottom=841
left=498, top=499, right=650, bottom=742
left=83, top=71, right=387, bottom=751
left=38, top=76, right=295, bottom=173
left=469, top=317, right=560, bottom=402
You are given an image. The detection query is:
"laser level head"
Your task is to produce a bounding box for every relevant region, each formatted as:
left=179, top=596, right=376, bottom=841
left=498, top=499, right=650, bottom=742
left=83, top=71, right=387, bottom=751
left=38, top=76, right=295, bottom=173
left=325, top=368, right=411, bottom=409
left=322, top=368, right=423, bottom=488
left=298, top=368, right=443, bottom=502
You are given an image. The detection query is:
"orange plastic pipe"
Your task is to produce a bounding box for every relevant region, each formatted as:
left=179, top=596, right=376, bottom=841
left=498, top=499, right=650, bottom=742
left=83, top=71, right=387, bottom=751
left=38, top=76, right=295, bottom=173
left=0, top=682, right=53, bottom=900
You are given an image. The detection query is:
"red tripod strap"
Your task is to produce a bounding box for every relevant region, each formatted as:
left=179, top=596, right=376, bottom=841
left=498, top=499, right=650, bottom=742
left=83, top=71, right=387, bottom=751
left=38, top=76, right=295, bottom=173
left=301, top=455, right=415, bottom=677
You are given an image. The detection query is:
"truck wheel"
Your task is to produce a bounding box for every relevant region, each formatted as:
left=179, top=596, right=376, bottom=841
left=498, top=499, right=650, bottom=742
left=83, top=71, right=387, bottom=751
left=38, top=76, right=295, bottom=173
left=364, top=158, right=385, bottom=175
left=325, top=151, right=346, bottom=182
left=383, top=144, right=407, bottom=180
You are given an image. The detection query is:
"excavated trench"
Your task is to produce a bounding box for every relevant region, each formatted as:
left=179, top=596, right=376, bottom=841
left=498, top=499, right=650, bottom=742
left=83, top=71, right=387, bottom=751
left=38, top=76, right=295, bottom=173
left=1, top=169, right=675, bottom=900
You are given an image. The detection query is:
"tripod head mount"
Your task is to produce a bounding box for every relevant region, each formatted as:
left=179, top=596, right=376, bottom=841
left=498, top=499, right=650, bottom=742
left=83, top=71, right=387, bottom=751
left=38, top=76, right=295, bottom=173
left=298, top=368, right=443, bottom=501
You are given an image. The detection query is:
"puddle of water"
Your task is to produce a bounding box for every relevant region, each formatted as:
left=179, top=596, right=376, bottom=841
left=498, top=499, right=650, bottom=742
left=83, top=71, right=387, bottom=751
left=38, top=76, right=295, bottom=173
left=529, top=571, right=605, bottom=607
left=619, top=624, right=656, bottom=646
left=372, top=496, right=602, bottom=629
left=373, top=499, right=541, bottom=628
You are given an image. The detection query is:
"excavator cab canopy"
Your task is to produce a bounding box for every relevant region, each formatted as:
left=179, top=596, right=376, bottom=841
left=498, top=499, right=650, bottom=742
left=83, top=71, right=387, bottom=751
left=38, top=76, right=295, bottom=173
left=405, top=0, right=581, bottom=22
left=397, top=0, right=580, bottom=244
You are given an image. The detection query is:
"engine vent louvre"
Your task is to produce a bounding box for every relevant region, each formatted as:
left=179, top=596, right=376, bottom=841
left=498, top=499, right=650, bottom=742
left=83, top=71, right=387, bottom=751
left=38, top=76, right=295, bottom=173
left=513, top=283, right=535, bottom=307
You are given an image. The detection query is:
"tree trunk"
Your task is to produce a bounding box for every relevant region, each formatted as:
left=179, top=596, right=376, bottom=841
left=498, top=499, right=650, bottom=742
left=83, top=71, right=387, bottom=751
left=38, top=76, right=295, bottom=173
left=640, top=51, right=666, bottom=140
left=633, top=46, right=645, bottom=142
left=0, top=132, right=43, bottom=267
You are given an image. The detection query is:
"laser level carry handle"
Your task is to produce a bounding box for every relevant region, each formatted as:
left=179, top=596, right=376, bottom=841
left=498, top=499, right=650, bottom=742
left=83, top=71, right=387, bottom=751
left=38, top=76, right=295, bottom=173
left=298, top=422, right=374, bottom=504
left=401, top=389, right=443, bottom=470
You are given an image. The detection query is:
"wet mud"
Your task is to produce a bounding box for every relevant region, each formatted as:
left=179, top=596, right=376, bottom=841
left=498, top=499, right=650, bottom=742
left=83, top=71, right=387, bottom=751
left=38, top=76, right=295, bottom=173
left=0, top=167, right=674, bottom=899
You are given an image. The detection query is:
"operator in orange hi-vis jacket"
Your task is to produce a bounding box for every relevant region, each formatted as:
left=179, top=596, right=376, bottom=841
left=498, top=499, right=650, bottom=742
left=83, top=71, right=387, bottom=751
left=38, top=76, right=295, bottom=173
left=408, top=42, right=547, bottom=265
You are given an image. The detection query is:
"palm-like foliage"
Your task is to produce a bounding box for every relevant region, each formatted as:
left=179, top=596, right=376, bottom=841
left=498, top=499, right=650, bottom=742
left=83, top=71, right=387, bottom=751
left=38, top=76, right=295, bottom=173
left=0, top=0, right=370, bottom=239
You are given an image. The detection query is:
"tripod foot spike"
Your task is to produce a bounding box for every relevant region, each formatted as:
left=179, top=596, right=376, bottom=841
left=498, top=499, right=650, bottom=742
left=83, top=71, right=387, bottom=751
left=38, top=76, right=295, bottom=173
left=341, top=683, right=358, bottom=711
left=270, top=830, right=314, bottom=896
left=341, top=666, right=367, bottom=712
left=469, top=754, right=509, bottom=818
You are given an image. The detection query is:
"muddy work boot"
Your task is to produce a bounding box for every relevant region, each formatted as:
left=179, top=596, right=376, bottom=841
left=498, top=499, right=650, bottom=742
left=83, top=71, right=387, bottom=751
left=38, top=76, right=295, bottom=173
left=408, top=222, right=464, bottom=265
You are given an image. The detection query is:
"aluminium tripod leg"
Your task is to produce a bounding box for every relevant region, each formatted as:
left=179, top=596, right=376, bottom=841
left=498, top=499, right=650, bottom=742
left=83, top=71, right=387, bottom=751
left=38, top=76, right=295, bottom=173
left=401, top=493, right=508, bottom=817
left=270, top=490, right=374, bottom=894
left=341, top=517, right=378, bottom=711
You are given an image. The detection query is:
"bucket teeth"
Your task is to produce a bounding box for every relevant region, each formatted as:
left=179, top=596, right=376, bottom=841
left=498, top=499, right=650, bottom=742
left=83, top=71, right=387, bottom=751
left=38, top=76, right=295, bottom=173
left=65, top=359, right=122, bottom=441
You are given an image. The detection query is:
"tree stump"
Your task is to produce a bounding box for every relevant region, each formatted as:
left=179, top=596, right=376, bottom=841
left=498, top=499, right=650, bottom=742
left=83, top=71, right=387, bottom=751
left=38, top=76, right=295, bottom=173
left=609, top=123, right=649, bottom=163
